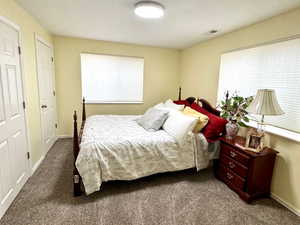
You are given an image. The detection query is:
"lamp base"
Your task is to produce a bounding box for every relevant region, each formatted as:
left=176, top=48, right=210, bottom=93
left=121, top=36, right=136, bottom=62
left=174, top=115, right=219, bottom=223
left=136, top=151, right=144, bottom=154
left=257, top=122, right=266, bottom=135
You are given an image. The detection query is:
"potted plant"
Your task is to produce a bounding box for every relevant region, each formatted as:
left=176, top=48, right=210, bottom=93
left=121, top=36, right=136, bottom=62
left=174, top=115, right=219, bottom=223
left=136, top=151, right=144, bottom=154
left=219, top=91, right=254, bottom=139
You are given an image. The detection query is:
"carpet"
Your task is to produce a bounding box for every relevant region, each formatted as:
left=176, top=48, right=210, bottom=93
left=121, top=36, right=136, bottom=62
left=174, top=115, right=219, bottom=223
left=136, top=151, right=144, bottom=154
left=0, top=139, right=299, bottom=225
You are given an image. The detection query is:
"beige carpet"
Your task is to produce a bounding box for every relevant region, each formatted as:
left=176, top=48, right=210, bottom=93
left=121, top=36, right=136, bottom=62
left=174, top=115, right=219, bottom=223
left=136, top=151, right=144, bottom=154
left=0, top=139, right=299, bottom=225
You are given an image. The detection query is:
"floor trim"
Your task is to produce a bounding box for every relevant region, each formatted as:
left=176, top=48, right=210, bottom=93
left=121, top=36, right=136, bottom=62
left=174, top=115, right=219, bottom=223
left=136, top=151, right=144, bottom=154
left=31, top=138, right=58, bottom=176
left=31, top=155, right=45, bottom=175
left=271, top=193, right=300, bottom=217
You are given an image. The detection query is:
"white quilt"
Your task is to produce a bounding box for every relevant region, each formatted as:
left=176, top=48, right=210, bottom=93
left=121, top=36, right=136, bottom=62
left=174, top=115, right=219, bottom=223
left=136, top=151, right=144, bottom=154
left=76, top=115, right=210, bottom=195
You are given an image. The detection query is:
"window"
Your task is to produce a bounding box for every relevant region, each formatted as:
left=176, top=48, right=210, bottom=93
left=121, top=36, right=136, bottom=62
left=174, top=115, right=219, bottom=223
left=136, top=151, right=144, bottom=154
left=217, top=37, right=300, bottom=141
left=80, top=53, right=144, bottom=103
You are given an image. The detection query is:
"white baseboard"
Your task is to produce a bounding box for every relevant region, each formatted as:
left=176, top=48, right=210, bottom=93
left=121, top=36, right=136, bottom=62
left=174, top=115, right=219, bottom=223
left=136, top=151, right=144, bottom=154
left=31, top=138, right=59, bottom=176
left=58, top=135, right=72, bottom=139
left=31, top=155, right=45, bottom=175
left=271, top=193, right=300, bottom=216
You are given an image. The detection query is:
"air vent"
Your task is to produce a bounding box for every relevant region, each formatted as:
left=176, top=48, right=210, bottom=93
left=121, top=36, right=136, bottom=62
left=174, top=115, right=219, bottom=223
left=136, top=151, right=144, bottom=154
left=209, top=30, right=218, bottom=34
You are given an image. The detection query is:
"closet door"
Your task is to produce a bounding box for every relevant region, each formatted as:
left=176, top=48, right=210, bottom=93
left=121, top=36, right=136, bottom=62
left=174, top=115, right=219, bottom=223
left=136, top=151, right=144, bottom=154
left=36, top=37, right=57, bottom=153
left=0, top=19, right=30, bottom=219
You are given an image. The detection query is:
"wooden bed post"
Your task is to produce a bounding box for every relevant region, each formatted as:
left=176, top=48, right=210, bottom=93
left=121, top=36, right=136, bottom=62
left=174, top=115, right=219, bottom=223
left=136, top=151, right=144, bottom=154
left=73, top=111, right=82, bottom=196
left=178, top=87, right=182, bottom=100
left=82, top=97, right=86, bottom=122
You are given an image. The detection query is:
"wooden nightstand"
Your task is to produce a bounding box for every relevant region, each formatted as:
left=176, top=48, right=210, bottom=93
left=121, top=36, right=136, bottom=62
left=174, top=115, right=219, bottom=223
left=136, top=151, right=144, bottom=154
left=215, top=136, right=278, bottom=203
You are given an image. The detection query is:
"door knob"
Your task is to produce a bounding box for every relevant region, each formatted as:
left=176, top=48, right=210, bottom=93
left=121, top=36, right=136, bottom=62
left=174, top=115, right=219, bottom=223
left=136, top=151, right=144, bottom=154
left=41, top=105, right=47, bottom=108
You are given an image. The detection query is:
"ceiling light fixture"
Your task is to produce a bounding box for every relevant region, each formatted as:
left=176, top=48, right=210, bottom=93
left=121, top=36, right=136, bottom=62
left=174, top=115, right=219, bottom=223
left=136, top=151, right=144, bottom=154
left=134, top=1, right=165, bottom=19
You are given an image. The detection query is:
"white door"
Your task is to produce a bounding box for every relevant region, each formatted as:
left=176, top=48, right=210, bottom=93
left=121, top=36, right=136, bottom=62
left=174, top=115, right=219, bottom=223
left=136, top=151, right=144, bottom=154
left=0, top=19, right=30, bottom=219
left=36, top=38, right=57, bottom=153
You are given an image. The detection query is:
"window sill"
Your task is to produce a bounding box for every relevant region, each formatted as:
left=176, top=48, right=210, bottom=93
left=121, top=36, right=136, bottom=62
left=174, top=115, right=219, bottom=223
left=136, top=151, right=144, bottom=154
left=247, top=121, right=300, bottom=143
left=85, top=101, right=144, bottom=104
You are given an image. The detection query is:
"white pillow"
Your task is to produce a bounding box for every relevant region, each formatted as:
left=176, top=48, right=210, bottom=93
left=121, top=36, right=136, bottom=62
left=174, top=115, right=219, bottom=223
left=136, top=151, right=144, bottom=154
left=154, top=102, right=165, bottom=109
left=164, top=99, right=184, bottom=111
left=163, top=111, right=198, bottom=145
left=154, top=102, right=176, bottom=114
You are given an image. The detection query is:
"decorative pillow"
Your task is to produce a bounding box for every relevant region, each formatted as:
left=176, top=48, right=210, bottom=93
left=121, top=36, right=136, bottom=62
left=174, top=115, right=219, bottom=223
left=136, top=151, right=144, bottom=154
left=183, top=107, right=209, bottom=132
left=191, top=103, right=227, bottom=142
left=137, top=107, right=169, bottom=132
left=164, top=99, right=184, bottom=111
left=162, top=110, right=198, bottom=145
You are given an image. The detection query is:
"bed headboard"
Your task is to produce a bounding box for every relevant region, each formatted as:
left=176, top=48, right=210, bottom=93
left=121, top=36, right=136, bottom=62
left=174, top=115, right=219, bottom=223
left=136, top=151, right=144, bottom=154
left=178, top=87, right=220, bottom=116
left=78, top=88, right=221, bottom=127
left=196, top=98, right=220, bottom=116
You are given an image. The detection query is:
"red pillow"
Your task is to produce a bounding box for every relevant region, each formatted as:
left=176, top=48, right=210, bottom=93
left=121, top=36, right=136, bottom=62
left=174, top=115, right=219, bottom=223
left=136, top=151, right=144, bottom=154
left=173, top=100, right=191, bottom=107
left=191, top=103, right=227, bottom=142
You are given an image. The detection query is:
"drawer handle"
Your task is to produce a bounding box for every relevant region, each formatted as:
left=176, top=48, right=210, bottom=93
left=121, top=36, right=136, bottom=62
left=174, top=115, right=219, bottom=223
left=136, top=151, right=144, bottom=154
left=230, top=151, right=237, bottom=158
left=229, top=161, right=235, bottom=169
left=226, top=172, right=234, bottom=180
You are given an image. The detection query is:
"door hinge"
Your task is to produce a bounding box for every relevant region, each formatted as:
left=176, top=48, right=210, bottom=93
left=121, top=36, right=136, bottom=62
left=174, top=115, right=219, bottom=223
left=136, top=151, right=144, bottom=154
left=27, top=152, right=30, bottom=160
left=55, top=123, right=58, bottom=128
left=53, top=90, right=56, bottom=96
left=22, top=101, right=26, bottom=109
left=18, top=46, right=21, bottom=55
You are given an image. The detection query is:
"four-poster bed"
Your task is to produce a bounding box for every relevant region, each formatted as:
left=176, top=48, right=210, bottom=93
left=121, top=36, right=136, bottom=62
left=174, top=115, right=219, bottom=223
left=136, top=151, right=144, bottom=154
left=72, top=89, right=222, bottom=196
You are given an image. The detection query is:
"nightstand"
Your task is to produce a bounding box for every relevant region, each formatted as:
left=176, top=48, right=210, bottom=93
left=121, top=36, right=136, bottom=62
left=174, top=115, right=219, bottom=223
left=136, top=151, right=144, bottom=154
left=215, top=136, right=278, bottom=203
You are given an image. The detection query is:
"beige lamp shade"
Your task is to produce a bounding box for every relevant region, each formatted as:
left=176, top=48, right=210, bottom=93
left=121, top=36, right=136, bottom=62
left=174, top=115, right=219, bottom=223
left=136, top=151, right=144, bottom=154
left=246, top=89, right=284, bottom=115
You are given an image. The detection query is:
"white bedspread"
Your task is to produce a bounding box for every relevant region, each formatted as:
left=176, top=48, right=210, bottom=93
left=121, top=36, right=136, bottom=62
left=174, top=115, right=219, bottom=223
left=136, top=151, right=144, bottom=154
left=76, top=115, right=210, bottom=195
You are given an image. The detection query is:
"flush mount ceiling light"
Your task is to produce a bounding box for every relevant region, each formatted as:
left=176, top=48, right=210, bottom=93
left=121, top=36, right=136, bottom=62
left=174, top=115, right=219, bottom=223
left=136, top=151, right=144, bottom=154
left=134, top=1, right=165, bottom=19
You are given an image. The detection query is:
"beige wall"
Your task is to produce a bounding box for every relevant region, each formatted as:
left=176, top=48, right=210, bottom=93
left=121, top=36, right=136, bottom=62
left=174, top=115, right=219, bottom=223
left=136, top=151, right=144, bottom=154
left=3, top=0, right=299, bottom=215
left=180, top=8, right=300, bottom=213
left=54, top=36, right=180, bottom=136
left=0, top=0, right=53, bottom=165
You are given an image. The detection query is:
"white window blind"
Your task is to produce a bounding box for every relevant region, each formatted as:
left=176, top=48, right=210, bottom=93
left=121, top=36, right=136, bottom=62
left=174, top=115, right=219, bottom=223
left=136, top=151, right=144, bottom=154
left=81, top=53, right=144, bottom=103
left=218, top=37, right=300, bottom=134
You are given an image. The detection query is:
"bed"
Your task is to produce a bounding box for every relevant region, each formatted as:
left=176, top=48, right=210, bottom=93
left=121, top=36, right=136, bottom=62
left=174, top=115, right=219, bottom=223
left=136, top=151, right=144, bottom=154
left=72, top=94, right=223, bottom=196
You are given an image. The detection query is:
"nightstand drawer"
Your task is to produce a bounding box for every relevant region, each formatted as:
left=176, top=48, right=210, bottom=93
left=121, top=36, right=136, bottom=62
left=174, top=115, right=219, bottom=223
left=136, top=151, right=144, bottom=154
left=220, top=154, right=248, bottom=178
left=218, top=164, right=245, bottom=190
left=222, top=144, right=250, bottom=166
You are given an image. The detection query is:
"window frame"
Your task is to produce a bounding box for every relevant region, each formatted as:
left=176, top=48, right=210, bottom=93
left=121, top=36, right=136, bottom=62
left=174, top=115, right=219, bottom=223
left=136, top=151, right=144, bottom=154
left=80, top=53, right=145, bottom=104
left=217, top=36, right=300, bottom=143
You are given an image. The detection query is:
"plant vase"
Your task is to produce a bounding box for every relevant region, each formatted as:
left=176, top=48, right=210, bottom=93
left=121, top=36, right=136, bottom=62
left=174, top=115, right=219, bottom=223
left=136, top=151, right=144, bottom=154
left=225, top=121, right=239, bottom=139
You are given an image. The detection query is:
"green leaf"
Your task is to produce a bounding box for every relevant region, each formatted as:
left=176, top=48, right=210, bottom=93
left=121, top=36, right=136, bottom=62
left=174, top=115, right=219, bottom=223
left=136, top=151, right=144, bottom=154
left=243, top=117, right=250, bottom=122
left=238, top=121, right=248, bottom=127
left=222, top=112, right=229, bottom=118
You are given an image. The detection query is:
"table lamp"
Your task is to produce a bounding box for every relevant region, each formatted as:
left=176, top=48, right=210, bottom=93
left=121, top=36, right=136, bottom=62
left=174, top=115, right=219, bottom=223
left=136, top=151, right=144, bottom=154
left=246, top=89, right=284, bottom=133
